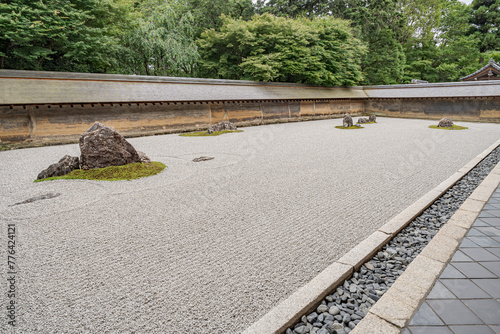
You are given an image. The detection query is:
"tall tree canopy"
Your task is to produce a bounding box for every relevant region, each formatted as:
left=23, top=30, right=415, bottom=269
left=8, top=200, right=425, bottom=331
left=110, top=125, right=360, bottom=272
left=197, top=14, right=365, bottom=86
left=470, top=0, right=500, bottom=52
left=119, top=0, right=199, bottom=76
left=257, top=0, right=330, bottom=17
left=331, top=0, right=406, bottom=85
left=0, top=0, right=495, bottom=85
left=185, top=0, right=254, bottom=37
left=404, top=0, right=480, bottom=82
left=0, top=0, right=121, bottom=72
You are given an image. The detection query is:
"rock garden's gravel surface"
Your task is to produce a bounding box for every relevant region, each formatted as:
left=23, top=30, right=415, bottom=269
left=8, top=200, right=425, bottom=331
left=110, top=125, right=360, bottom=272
left=287, top=146, right=500, bottom=334
left=0, top=118, right=498, bottom=333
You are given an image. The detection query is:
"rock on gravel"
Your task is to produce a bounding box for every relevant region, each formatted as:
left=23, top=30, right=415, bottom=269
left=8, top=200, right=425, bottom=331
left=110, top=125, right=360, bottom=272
left=207, top=121, right=237, bottom=134
left=343, top=114, right=353, bottom=127
left=193, top=156, right=215, bottom=162
left=37, top=155, right=80, bottom=179
left=79, top=122, right=141, bottom=169
left=438, top=118, right=454, bottom=127
left=137, top=151, right=151, bottom=163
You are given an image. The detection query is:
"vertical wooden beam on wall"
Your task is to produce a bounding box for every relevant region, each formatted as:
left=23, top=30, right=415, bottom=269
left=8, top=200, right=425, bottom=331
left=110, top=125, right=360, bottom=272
left=224, top=103, right=229, bottom=121
left=209, top=103, right=212, bottom=125
left=27, top=105, right=36, bottom=138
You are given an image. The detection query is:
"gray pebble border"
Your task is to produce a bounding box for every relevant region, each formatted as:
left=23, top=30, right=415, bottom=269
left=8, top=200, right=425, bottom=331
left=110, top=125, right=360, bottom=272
left=286, top=146, right=500, bottom=334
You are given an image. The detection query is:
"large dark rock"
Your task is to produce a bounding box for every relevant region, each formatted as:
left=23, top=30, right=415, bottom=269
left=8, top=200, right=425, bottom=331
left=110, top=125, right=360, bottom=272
left=207, top=121, right=237, bottom=134
left=37, top=155, right=80, bottom=180
left=79, top=122, right=140, bottom=169
left=369, top=115, right=376, bottom=122
left=343, top=114, right=353, bottom=127
left=437, top=118, right=454, bottom=127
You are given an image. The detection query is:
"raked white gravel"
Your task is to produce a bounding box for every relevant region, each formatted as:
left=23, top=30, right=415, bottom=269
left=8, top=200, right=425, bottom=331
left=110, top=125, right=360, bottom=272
left=0, top=118, right=499, bottom=333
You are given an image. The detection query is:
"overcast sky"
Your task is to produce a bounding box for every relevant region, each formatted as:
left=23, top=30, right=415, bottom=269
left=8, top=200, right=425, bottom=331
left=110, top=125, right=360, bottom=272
left=459, top=0, right=473, bottom=4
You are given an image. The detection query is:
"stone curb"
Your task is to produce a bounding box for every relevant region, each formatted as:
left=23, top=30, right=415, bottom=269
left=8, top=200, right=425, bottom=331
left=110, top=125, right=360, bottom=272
left=351, top=154, right=500, bottom=333
left=242, top=139, right=500, bottom=334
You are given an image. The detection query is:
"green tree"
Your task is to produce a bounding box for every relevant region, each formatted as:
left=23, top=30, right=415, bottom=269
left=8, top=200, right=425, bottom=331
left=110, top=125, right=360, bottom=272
left=330, top=0, right=406, bottom=85
left=398, top=0, right=442, bottom=44
left=119, top=0, right=199, bottom=76
left=0, top=0, right=121, bottom=72
left=197, top=14, right=365, bottom=86
left=185, top=0, right=254, bottom=37
left=404, top=0, right=480, bottom=82
left=470, top=0, right=500, bottom=52
left=256, top=0, right=330, bottom=17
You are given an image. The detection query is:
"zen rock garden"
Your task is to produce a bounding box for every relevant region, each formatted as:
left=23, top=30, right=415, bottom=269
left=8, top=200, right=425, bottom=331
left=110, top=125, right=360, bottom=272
left=35, top=116, right=467, bottom=181
left=430, top=117, right=468, bottom=130
left=37, top=122, right=151, bottom=180
left=179, top=120, right=241, bottom=137
left=343, top=113, right=354, bottom=127
left=438, top=117, right=454, bottom=127
left=207, top=120, right=237, bottom=134
left=336, top=113, right=377, bottom=129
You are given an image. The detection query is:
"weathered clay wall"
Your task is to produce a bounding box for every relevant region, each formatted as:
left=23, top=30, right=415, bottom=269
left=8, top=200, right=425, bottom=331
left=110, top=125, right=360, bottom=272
left=0, top=100, right=364, bottom=144
left=365, top=97, right=500, bottom=123
left=1, top=70, right=499, bottom=145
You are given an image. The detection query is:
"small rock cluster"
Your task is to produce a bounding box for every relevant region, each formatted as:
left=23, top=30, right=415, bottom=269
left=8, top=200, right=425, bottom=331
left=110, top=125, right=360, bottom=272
left=437, top=118, right=454, bottom=128
left=37, top=155, right=80, bottom=180
left=37, top=122, right=150, bottom=179
left=357, top=115, right=376, bottom=124
left=207, top=121, right=237, bottom=134
left=342, top=114, right=376, bottom=127
left=287, top=146, right=499, bottom=334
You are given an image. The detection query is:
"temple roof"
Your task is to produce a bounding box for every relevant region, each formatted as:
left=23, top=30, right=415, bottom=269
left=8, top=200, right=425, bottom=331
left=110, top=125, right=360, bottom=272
left=461, top=58, right=500, bottom=81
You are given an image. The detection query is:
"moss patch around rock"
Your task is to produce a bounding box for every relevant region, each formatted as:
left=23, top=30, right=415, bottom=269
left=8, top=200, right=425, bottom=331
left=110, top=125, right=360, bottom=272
left=35, top=162, right=166, bottom=182
left=335, top=125, right=364, bottom=129
left=428, top=125, right=468, bottom=130
left=179, top=130, right=244, bottom=137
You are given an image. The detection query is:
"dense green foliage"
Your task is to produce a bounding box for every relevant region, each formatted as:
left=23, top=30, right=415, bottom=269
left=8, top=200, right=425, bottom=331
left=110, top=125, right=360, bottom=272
left=1, top=0, right=498, bottom=85
left=327, top=0, right=406, bottom=85
left=0, top=0, right=121, bottom=71
left=186, top=0, right=254, bottom=36
left=470, top=0, right=500, bottom=53
left=197, top=14, right=365, bottom=85
left=119, top=0, right=199, bottom=76
left=404, top=0, right=481, bottom=82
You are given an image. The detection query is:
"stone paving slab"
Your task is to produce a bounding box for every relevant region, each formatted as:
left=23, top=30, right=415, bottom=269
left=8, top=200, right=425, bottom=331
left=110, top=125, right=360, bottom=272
left=0, top=118, right=498, bottom=333
left=406, top=184, right=500, bottom=334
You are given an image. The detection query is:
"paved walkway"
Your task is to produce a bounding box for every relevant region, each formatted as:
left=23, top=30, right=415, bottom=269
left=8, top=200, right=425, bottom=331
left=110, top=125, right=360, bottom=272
left=406, top=185, right=500, bottom=334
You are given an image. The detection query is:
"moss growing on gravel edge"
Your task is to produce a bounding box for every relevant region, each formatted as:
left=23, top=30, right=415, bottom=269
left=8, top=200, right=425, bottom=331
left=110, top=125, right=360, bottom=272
left=429, top=125, right=468, bottom=130
left=358, top=121, right=376, bottom=125
left=335, top=125, right=364, bottom=129
left=34, top=162, right=166, bottom=182
left=179, top=130, right=244, bottom=137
